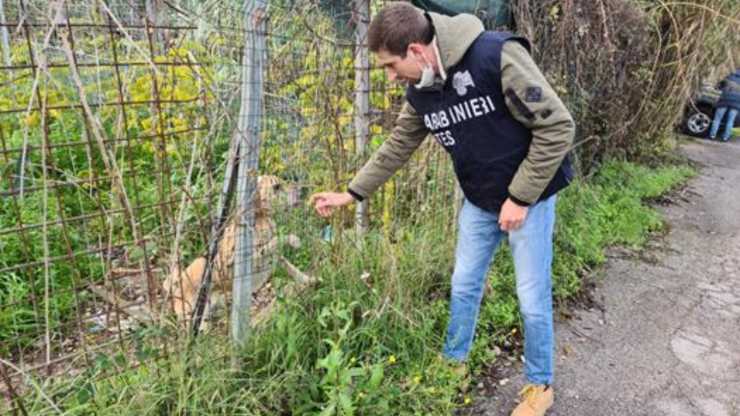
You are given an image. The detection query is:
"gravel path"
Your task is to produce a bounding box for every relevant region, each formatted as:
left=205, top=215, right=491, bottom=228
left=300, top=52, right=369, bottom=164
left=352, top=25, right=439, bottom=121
left=470, top=138, right=740, bottom=416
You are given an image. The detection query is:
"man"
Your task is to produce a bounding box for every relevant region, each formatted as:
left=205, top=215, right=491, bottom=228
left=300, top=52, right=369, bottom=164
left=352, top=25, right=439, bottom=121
left=709, top=68, right=740, bottom=142
left=310, top=3, right=574, bottom=415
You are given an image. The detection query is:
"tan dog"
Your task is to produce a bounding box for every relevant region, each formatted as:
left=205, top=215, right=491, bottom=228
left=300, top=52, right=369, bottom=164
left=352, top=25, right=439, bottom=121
left=163, top=175, right=283, bottom=322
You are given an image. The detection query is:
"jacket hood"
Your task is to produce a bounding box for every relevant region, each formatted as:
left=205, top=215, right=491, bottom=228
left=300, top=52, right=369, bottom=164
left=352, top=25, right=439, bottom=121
left=426, top=12, right=485, bottom=70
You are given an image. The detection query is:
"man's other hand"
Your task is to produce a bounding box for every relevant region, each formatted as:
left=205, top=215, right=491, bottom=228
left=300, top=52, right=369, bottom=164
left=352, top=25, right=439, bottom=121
left=499, top=198, right=529, bottom=232
left=309, top=192, right=355, bottom=217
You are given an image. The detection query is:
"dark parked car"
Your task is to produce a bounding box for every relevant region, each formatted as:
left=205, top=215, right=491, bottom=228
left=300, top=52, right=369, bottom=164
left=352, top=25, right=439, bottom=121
left=682, top=82, right=740, bottom=138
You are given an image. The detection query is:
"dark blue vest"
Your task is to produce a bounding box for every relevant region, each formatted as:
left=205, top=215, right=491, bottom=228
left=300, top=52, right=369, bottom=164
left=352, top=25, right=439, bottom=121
left=406, top=31, right=572, bottom=213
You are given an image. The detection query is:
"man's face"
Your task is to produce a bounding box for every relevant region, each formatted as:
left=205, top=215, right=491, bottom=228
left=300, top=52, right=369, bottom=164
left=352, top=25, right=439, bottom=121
left=376, top=46, right=425, bottom=85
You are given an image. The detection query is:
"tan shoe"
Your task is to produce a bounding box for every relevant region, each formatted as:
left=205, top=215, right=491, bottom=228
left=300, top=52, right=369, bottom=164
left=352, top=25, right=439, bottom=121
left=511, top=384, right=554, bottom=416
left=451, top=362, right=470, bottom=392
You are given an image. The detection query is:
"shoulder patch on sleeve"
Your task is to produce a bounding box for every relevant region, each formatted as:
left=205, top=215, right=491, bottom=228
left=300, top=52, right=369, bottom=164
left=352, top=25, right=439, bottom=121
left=525, top=86, right=543, bottom=103
left=505, top=88, right=535, bottom=120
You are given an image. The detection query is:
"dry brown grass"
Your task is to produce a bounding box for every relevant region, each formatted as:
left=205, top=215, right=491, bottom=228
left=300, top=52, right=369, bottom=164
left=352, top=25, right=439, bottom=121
left=514, top=0, right=740, bottom=173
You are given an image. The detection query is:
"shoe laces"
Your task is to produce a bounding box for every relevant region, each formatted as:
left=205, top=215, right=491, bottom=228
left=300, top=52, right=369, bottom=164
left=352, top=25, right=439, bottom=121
left=518, top=384, right=544, bottom=405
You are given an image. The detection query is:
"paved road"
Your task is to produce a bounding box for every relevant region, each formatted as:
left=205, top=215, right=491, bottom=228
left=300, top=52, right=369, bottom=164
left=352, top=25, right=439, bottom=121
left=470, top=138, right=740, bottom=416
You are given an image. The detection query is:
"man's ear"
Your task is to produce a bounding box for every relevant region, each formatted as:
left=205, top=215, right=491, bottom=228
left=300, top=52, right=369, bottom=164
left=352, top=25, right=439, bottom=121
left=407, top=43, right=425, bottom=58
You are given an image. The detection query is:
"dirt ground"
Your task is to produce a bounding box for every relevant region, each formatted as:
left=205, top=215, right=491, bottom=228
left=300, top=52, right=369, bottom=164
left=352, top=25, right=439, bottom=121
left=467, top=137, right=740, bottom=416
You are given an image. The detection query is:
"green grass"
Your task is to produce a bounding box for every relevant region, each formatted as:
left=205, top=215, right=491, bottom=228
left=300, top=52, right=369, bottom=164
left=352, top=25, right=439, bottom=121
left=10, top=160, right=695, bottom=415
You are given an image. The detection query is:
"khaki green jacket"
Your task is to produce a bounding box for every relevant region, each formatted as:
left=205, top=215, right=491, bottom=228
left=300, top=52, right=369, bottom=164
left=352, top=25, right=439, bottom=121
left=348, top=11, right=575, bottom=206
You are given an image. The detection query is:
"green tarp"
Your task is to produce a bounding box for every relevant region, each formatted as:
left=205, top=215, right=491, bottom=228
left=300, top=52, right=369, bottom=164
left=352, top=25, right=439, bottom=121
left=411, top=0, right=513, bottom=29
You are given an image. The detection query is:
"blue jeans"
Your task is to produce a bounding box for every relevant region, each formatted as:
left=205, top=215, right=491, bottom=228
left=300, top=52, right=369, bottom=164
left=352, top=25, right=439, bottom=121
left=443, top=196, right=556, bottom=385
left=709, top=107, right=738, bottom=141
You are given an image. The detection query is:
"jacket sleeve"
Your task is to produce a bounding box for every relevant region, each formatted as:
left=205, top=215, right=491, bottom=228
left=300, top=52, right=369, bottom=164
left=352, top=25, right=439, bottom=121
left=347, top=101, right=429, bottom=200
left=501, top=41, right=575, bottom=205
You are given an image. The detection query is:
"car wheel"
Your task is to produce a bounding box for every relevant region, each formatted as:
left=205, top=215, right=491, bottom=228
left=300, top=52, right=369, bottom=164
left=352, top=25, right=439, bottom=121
left=683, top=109, right=712, bottom=137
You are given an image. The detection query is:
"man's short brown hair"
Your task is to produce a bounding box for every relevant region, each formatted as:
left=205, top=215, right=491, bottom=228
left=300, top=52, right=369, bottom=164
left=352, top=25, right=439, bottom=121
left=368, top=2, right=434, bottom=57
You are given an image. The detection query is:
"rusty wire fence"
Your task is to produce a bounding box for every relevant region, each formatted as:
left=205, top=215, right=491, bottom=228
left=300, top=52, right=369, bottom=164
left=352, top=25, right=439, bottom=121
left=0, top=0, right=241, bottom=400
left=0, top=0, right=458, bottom=411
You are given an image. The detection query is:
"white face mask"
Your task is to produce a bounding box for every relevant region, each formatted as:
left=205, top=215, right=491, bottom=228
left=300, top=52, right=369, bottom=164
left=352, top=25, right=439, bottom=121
left=414, top=60, right=436, bottom=89
left=413, top=38, right=444, bottom=91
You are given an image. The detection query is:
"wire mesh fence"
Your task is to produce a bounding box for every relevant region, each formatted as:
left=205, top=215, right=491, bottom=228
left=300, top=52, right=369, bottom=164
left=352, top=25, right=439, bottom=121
left=0, top=0, right=459, bottom=410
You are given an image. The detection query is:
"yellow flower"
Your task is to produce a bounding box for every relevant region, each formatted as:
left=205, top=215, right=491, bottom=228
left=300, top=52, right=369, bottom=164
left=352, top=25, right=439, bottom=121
left=23, top=112, right=40, bottom=127
left=413, top=375, right=422, bottom=384
left=387, top=355, right=396, bottom=364
left=464, top=396, right=472, bottom=405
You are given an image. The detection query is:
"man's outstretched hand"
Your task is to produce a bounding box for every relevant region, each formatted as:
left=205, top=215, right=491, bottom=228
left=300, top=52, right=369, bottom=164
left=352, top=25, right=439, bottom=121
left=309, top=191, right=355, bottom=217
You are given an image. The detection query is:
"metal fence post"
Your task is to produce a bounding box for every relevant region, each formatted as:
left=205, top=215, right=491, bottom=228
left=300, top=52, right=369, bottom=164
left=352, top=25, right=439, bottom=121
left=354, top=0, right=370, bottom=234
left=231, top=0, right=268, bottom=352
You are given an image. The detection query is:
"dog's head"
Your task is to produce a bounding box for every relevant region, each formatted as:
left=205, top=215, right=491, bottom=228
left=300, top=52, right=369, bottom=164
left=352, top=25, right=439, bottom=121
left=255, top=175, right=281, bottom=214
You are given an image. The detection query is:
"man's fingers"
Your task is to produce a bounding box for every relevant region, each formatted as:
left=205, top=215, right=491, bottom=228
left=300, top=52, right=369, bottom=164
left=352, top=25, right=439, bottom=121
left=314, top=199, right=332, bottom=216
left=318, top=206, right=333, bottom=217
left=311, top=195, right=331, bottom=212
left=309, top=193, right=325, bottom=205
left=310, top=192, right=348, bottom=217
left=500, top=221, right=510, bottom=232
left=313, top=199, right=328, bottom=216
left=316, top=199, right=333, bottom=210
left=499, top=218, right=523, bottom=232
